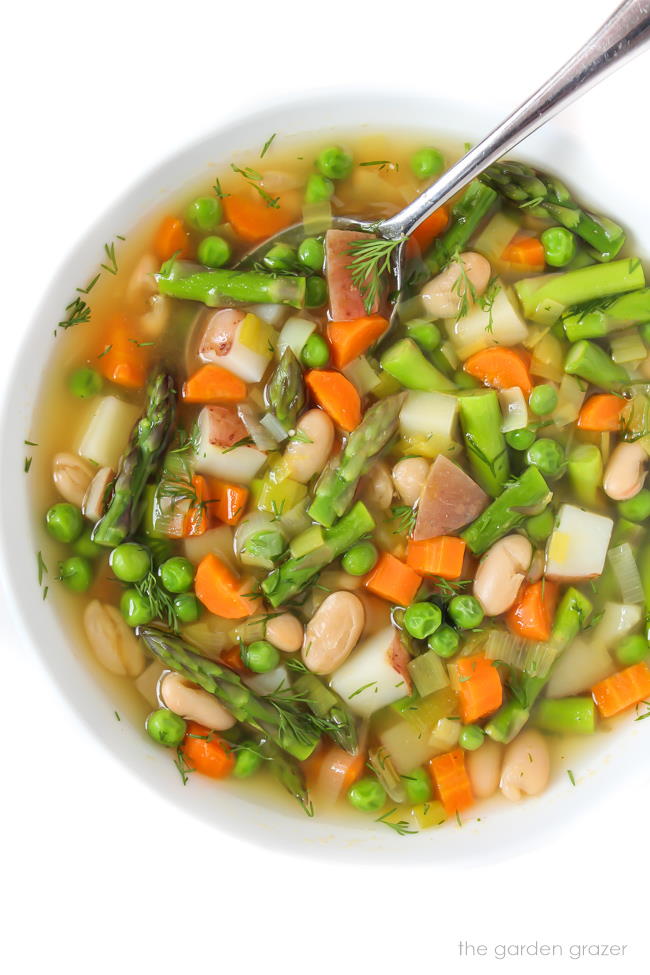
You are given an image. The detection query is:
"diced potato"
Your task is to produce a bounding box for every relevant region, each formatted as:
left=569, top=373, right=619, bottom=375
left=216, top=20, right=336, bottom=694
left=194, top=407, right=267, bottom=484
left=399, top=391, right=458, bottom=442
left=430, top=716, right=461, bottom=750
left=201, top=312, right=275, bottom=383
left=446, top=284, right=528, bottom=360
left=77, top=396, right=140, bottom=468
left=545, top=504, right=613, bottom=581
left=377, top=714, right=442, bottom=774
left=545, top=636, right=615, bottom=698
left=499, top=386, right=528, bottom=432
left=252, top=304, right=289, bottom=328
left=183, top=525, right=235, bottom=568
left=329, top=626, right=410, bottom=718
left=244, top=665, right=290, bottom=696
left=277, top=316, right=316, bottom=359
left=592, top=602, right=643, bottom=648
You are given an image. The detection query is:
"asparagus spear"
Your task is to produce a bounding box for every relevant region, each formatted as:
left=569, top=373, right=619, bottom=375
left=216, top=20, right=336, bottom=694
left=308, top=394, right=405, bottom=527
left=563, top=289, right=650, bottom=341
left=93, top=371, right=176, bottom=547
left=480, top=161, right=626, bottom=261
left=564, top=340, right=630, bottom=391
left=567, top=444, right=603, bottom=508
left=380, top=339, right=455, bottom=392
left=515, top=258, right=645, bottom=324
left=136, top=626, right=320, bottom=760
left=156, top=259, right=306, bottom=308
left=426, top=181, right=498, bottom=274
left=458, top=390, right=510, bottom=497
left=265, top=347, right=305, bottom=430
left=461, top=466, right=551, bottom=555
left=262, top=501, right=375, bottom=607
left=291, top=669, right=358, bottom=754
left=256, top=737, right=312, bottom=813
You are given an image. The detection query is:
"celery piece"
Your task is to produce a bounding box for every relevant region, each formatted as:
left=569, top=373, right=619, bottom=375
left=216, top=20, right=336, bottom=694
left=258, top=475, right=307, bottom=517
left=380, top=338, right=455, bottom=392
left=407, top=651, right=450, bottom=698
left=567, top=444, right=603, bottom=509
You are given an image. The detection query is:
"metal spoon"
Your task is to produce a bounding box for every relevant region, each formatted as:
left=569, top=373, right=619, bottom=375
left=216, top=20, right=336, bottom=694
left=245, top=0, right=650, bottom=322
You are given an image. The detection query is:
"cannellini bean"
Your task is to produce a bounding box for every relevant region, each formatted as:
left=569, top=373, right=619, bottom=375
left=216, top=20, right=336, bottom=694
left=284, top=409, right=335, bottom=483
left=52, top=452, right=96, bottom=507
left=603, top=441, right=648, bottom=501
left=82, top=466, right=113, bottom=521
left=159, top=672, right=236, bottom=731
left=126, top=253, right=158, bottom=305
left=473, top=534, right=532, bottom=616
left=360, top=460, right=394, bottom=510
left=83, top=600, right=145, bottom=677
left=140, top=294, right=171, bottom=337
left=302, top=591, right=365, bottom=674
left=265, top=612, right=304, bottom=652
left=466, top=738, right=503, bottom=798
left=420, top=252, right=491, bottom=319
left=500, top=729, right=550, bottom=802
left=391, top=457, right=429, bottom=506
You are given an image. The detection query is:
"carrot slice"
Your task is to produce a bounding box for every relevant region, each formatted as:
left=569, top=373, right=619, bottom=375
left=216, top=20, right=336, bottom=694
left=577, top=393, right=626, bottom=432
left=208, top=479, right=249, bottom=526
left=407, top=206, right=449, bottom=256
left=592, top=662, right=650, bottom=718
left=219, top=644, right=248, bottom=674
left=502, top=236, right=545, bottom=269
left=428, top=748, right=474, bottom=815
left=406, top=536, right=466, bottom=580
left=194, top=553, right=258, bottom=619
left=223, top=194, right=292, bottom=243
left=184, top=475, right=209, bottom=537
left=97, top=313, right=149, bottom=388
left=464, top=347, right=533, bottom=395
left=327, top=315, right=388, bottom=369
left=506, top=579, right=559, bottom=642
left=305, top=369, right=361, bottom=432
left=182, top=364, right=247, bottom=404
left=181, top=722, right=235, bottom=779
left=153, top=215, right=190, bottom=261
left=453, top=655, right=503, bottom=723
left=364, top=551, right=422, bottom=605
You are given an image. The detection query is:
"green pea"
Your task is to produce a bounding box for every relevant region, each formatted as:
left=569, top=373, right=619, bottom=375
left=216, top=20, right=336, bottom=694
left=410, top=147, right=444, bottom=180
left=263, top=242, right=297, bottom=271
left=529, top=384, right=559, bottom=416
left=197, top=235, right=231, bottom=268
left=120, top=589, right=154, bottom=627
left=453, top=370, right=480, bottom=390
left=459, top=724, right=485, bottom=751
left=304, top=173, right=334, bottom=204
left=58, top=556, right=93, bottom=592
left=525, top=508, right=555, bottom=544
left=146, top=708, right=186, bottom=748
left=428, top=624, right=460, bottom=658
left=404, top=601, right=442, bottom=640
left=233, top=744, right=264, bottom=778
left=448, top=595, right=484, bottom=629
left=301, top=332, right=330, bottom=368
left=242, top=640, right=280, bottom=674
left=618, top=489, right=650, bottom=523
left=526, top=438, right=566, bottom=478
left=403, top=767, right=432, bottom=804
left=541, top=226, right=576, bottom=268
left=341, top=541, right=378, bottom=576
left=172, top=592, right=201, bottom=624
left=159, top=556, right=195, bottom=593
left=72, top=528, right=103, bottom=560
left=316, top=146, right=353, bottom=180
left=109, top=542, right=151, bottom=583
left=297, top=237, right=325, bottom=272
left=305, top=276, right=328, bottom=308
left=406, top=319, right=441, bottom=352
left=616, top=634, right=649, bottom=667
left=347, top=776, right=386, bottom=813
left=45, top=503, right=84, bottom=543
left=68, top=366, right=102, bottom=399
left=185, top=195, right=223, bottom=232
left=505, top=427, right=536, bottom=451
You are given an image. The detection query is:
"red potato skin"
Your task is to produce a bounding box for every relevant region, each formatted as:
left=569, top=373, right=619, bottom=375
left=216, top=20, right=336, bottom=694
left=413, top=455, right=489, bottom=541
left=388, top=631, right=412, bottom=694
left=199, top=309, right=245, bottom=360
left=325, top=229, right=380, bottom=321
left=205, top=406, right=249, bottom=447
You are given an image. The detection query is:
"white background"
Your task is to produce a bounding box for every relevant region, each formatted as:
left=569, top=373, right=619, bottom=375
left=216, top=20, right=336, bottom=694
left=2, top=1, right=649, bottom=972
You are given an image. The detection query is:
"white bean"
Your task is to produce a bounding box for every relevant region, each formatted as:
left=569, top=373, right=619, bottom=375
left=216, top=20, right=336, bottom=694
left=466, top=739, right=503, bottom=798
left=82, top=466, right=113, bottom=521
left=360, top=460, right=394, bottom=510
left=603, top=441, right=648, bottom=501
left=500, top=729, right=550, bottom=802
left=126, top=253, right=158, bottom=305
left=420, top=252, right=491, bottom=319
left=159, top=672, right=236, bottom=730
left=52, top=452, right=96, bottom=507
left=265, top=613, right=304, bottom=653
left=303, top=591, right=365, bottom=674
left=284, top=409, right=334, bottom=483
left=140, top=294, right=171, bottom=337
left=83, top=600, right=145, bottom=677
left=392, top=457, right=429, bottom=506
left=473, top=534, right=532, bottom=616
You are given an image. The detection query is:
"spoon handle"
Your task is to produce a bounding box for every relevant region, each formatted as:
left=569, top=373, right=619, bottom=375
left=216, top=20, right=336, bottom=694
left=379, top=0, right=650, bottom=240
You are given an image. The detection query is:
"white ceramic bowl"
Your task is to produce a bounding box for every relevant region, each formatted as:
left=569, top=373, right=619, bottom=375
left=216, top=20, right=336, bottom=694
left=1, top=91, right=647, bottom=863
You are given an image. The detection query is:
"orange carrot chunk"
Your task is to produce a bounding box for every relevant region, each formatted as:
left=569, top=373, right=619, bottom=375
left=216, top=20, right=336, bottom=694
left=464, top=347, right=533, bottom=395
left=454, top=655, right=503, bottom=723
left=502, top=236, right=545, bottom=269
left=219, top=645, right=248, bottom=674
left=406, top=536, right=466, bottom=580
left=577, top=393, right=626, bottom=432
left=181, top=722, right=235, bottom=779
left=592, top=662, right=650, bottom=718
left=428, top=748, right=474, bottom=815
left=305, top=369, right=361, bottom=432
left=97, top=313, right=149, bottom=389
left=208, top=479, right=249, bottom=526
left=327, top=314, right=388, bottom=369
left=184, top=475, right=209, bottom=537
left=223, top=194, right=292, bottom=243
left=182, top=364, right=247, bottom=404
left=506, top=579, right=559, bottom=642
left=194, top=553, right=258, bottom=619
left=153, top=215, right=190, bottom=261
left=407, top=206, right=449, bottom=256
left=364, top=551, right=422, bottom=605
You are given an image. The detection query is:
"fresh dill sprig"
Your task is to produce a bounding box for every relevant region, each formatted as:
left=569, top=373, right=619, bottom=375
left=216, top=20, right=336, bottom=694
left=59, top=296, right=92, bottom=329
left=477, top=275, right=501, bottom=333
left=390, top=504, right=417, bottom=536
left=222, top=435, right=254, bottom=453
left=213, top=177, right=230, bottom=200
left=450, top=252, right=478, bottom=321
left=230, top=163, right=280, bottom=208
left=36, top=550, right=48, bottom=586
left=348, top=681, right=378, bottom=699
left=174, top=745, right=193, bottom=785
left=359, top=159, right=399, bottom=172
left=76, top=273, right=101, bottom=296
left=136, top=571, right=181, bottom=631
left=24, top=457, right=32, bottom=473
left=260, top=133, right=276, bottom=157
left=100, top=241, right=119, bottom=275
left=375, top=807, right=417, bottom=836
left=346, top=235, right=406, bottom=315
left=97, top=344, right=112, bottom=359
